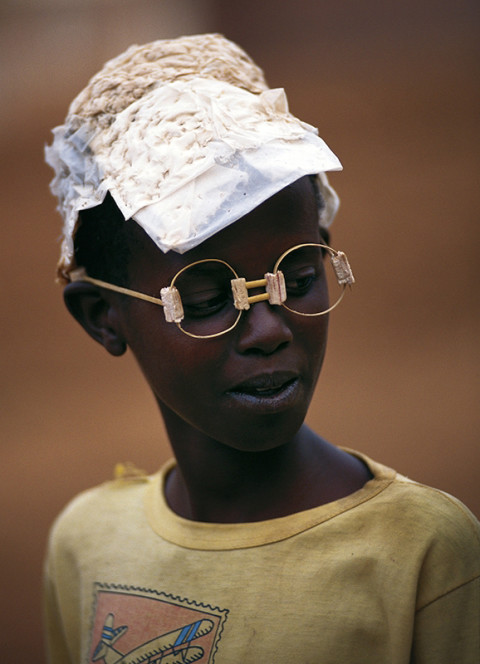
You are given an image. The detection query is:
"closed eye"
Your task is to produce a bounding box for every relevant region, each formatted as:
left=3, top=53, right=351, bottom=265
left=182, top=289, right=231, bottom=318
left=284, top=267, right=318, bottom=296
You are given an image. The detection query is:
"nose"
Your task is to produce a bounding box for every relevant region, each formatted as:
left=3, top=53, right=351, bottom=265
left=235, top=300, right=293, bottom=355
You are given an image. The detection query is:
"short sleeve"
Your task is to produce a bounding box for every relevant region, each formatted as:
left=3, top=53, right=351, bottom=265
left=43, top=552, right=72, bottom=664
left=412, top=576, right=480, bottom=663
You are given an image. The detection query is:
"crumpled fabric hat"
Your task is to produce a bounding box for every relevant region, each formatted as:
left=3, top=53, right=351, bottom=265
left=45, top=34, right=342, bottom=283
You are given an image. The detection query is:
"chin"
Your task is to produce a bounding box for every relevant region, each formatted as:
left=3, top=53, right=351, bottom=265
left=217, top=409, right=309, bottom=454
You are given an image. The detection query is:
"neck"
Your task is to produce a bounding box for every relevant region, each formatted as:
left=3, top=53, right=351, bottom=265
left=168, top=430, right=308, bottom=523
left=159, top=405, right=369, bottom=523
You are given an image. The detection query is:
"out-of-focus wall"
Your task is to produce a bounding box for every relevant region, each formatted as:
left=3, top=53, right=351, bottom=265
left=0, top=0, right=213, bottom=141
left=1, top=1, right=478, bottom=661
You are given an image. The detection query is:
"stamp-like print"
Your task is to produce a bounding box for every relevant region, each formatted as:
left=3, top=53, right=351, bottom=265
left=89, top=583, right=228, bottom=663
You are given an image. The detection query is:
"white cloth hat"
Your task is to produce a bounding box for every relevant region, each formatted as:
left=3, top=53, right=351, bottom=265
left=45, top=34, right=342, bottom=282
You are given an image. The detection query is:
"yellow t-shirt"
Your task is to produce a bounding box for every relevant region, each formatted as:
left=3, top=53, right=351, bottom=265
left=44, top=451, right=480, bottom=663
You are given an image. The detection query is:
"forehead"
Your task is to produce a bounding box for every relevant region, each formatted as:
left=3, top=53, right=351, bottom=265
left=128, top=176, right=320, bottom=282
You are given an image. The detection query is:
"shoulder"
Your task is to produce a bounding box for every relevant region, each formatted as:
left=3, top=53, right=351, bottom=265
left=362, top=462, right=480, bottom=606
left=398, top=474, right=480, bottom=552
left=355, top=450, right=479, bottom=545
left=365, top=457, right=480, bottom=549
left=353, top=450, right=480, bottom=563
left=381, top=471, right=480, bottom=545
left=46, top=469, right=157, bottom=558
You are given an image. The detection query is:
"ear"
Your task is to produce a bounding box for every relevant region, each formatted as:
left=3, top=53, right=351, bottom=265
left=63, top=282, right=127, bottom=357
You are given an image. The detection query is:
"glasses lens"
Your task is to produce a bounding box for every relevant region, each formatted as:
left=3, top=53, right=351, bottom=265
left=277, top=245, right=337, bottom=315
left=174, top=260, right=239, bottom=337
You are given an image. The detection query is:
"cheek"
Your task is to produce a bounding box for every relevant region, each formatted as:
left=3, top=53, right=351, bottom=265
left=125, top=307, right=223, bottom=405
left=293, top=314, right=329, bottom=397
left=295, top=313, right=329, bottom=365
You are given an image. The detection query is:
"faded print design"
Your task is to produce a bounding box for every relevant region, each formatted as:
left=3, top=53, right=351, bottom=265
left=88, top=584, right=229, bottom=664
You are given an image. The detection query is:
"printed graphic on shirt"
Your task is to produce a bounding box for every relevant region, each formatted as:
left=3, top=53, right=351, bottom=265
left=89, top=583, right=228, bottom=664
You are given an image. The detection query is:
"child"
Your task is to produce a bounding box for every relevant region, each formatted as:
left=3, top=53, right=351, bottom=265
left=44, top=34, right=479, bottom=663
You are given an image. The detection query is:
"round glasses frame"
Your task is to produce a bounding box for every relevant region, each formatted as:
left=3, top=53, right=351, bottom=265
left=69, top=242, right=355, bottom=339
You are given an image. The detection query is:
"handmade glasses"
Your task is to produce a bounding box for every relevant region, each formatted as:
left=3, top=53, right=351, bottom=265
left=70, top=243, right=354, bottom=339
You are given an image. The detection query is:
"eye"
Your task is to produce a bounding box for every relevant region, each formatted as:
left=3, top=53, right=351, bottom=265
left=182, top=288, right=231, bottom=318
left=284, top=266, right=318, bottom=296
left=174, top=260, right=236, bottom=319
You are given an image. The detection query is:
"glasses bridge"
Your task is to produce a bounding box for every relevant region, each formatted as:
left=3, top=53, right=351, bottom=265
left=231, top=272, right=287, bottom=311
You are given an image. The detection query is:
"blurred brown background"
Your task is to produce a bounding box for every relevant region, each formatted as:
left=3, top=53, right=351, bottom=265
left=1, top=0, right=478, bottom=660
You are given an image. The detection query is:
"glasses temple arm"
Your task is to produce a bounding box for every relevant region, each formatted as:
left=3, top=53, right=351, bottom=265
left=69, top=268, right=165, bottom=307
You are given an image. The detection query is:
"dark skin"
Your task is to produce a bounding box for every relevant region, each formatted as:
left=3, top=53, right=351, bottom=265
left=65, top=176, right=371, bottom=523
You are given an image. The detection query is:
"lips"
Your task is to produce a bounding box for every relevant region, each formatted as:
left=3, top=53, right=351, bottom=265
left=231, top=372, right=297, bottom=396
left=226, top=371, right=301, bottom=412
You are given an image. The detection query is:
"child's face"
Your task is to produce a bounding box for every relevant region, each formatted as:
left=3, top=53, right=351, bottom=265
left=114, top=176, right=329, bottom=452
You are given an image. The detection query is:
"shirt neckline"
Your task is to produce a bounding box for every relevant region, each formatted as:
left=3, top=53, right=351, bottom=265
left=144, top=449, right=396, bottom=550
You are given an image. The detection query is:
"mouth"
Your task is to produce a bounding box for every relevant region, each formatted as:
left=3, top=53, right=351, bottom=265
left=226, top=372, right=301, bottom=411
left=232, top=375, right=297, bottom=396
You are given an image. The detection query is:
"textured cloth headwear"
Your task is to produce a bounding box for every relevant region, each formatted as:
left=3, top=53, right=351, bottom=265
left=45, top=34, right=342, bottom=282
